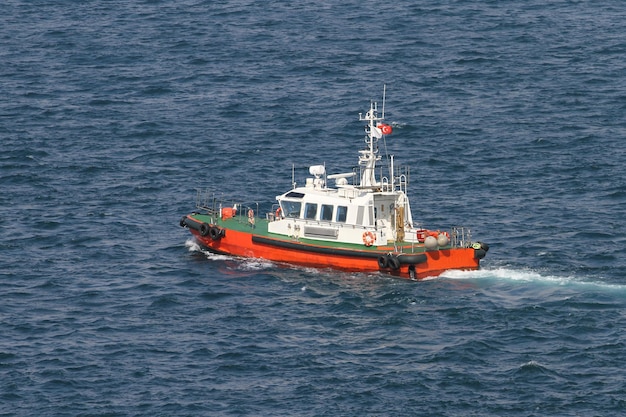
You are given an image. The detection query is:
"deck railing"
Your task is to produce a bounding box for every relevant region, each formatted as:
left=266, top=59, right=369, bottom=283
left=451, top=226, right=472, bottom=248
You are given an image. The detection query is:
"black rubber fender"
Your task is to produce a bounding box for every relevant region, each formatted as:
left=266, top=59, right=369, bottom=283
left=183, top=217, right=203, bottom=232
left=180, top=216, right=188, bottom=228
left=387, top=255, right=401, bottom=270
left=474, top=249, right=486, bottom=259
left=199, top=223, right=210, bottom=237
left=209, top=226, right=222, bottom=241
left=377, top=255, right=388, bottom=269
left=397, top=253, right=427, bottom=265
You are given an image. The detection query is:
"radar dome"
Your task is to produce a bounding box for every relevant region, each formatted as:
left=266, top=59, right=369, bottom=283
left=309, top=165, right=325, bottom=177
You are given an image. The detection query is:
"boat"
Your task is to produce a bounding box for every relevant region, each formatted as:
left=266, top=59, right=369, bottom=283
left=180, top=91, right=488, bottom=280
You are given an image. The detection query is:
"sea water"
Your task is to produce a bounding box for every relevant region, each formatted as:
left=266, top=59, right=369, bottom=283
left=2, top=1, right=626, bottom=415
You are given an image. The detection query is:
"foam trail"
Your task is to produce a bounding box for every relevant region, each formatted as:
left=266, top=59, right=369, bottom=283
left=440, top=267, right=626, bottom=294
left=185, top=239, right=273, bottom=268
left=440, top=268, right=572, bottom=284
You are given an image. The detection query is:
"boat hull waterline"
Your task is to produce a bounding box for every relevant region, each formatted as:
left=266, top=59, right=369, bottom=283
left=181, top=214, right=487, bottom=280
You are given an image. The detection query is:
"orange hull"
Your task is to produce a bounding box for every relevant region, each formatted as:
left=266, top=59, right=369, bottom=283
left=186, top=218, right=481, bottom=280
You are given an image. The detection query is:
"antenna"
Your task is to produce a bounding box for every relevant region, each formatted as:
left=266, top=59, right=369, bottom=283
left=382, top=84, right=386, bottom=119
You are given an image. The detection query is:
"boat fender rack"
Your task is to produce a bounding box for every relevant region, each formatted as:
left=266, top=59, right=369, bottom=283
left=378, top=253, right=428, bottom=270
left=180, top=216, right=225, bottom=240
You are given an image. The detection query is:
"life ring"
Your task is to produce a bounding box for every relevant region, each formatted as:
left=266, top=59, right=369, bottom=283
left=275, top=207, right=282, bottom=219
left=362, top=231, right=375, bottom=246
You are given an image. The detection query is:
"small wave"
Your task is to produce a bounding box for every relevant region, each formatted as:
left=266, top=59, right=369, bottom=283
left=512, top=360, right=570, bottom=386
left=184, top=239, right=201, bottom=252
left=519, top=360, right=543, bottom=370
left=515, top=360, right=558, bottom=379
left=149, top=295, right=183, bottom=309
left=238, top=258, right=275, bottom=271
left=185, top=239, right=230, bottom=260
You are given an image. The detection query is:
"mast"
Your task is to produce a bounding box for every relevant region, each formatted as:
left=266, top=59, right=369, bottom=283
left=358, top=101, right=383, bottom=188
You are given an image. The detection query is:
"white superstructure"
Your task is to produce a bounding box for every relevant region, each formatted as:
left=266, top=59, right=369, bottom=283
left=268, top=98, right=419, bottom=247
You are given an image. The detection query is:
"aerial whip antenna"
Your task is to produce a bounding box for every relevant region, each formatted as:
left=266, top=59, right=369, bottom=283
left=382, top=84, right=386, bottom=119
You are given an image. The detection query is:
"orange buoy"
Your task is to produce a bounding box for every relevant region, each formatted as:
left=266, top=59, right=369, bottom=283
left=362, top=231, right=375, bottom=246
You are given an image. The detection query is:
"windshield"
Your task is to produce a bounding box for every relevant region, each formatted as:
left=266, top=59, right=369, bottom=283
left=282, top=200, right=302, bottom=218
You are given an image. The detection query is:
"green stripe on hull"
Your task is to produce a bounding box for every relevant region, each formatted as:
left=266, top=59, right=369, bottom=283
left=189, top=213, right=429, bottom=254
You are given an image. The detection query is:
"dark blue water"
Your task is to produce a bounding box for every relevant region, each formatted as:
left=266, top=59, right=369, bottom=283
left=2, top=1, right=626, bottom=415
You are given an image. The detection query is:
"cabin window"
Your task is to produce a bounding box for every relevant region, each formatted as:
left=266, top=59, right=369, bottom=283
left=336, top=206, right=347, bottom=223
left=304, top=203, right=318, bottom=219
left=321, top=204, right=333, bottom=221
left=282, top=200, right=302, bottom=218
left=356, top=206, right=364, bottom=225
